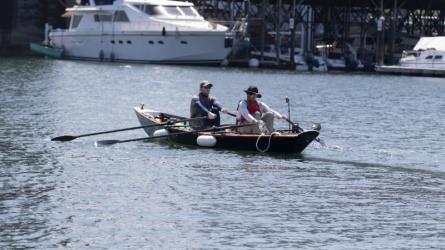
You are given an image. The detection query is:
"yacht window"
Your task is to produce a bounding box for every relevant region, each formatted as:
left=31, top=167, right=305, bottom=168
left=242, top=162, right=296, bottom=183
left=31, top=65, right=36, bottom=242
left=96, top=0, right=115, bottom=5
left=94, top=14, right=113, bottom=22
left=133, top=4, right=162, bottom=15
left=114, top=11, right=129, bottom=22
left=148, top=41, right=154, bottom=44
left=164, top=6, right=182, bottom=16
left=133, top=4, right=144, bottom=12
left=127, top=40, right=132, bottom=44
left=111, top=40, right=115, bottom=44
left=434, top=55, right=443, bottom=60
left=145, top=6, right=163, bottom=15
left=158, top=41, right=164, bottom=44
left=71, top=15, right=83, bottom=28
left=180, top=41, right=188, bottom=44
left=425, top=55, right=433, bottom=59
left=180, top=7, right=199, bottom=17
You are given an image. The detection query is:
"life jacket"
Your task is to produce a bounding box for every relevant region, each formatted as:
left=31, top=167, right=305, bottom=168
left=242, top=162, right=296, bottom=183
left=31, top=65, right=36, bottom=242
left=238, top=100, right=260, bottom=121
left=247, top=102, right=260, bottom=114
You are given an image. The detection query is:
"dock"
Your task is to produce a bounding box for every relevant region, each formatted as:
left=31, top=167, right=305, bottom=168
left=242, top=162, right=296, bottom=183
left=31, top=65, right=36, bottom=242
left=375, top=65, right=445, bottom=77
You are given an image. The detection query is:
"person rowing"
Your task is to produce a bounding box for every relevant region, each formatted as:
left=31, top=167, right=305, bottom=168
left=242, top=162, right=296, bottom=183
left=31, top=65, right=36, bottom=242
left=190, top=80, right=229, bottom=130
left=236, top=86, right=287, bottom=134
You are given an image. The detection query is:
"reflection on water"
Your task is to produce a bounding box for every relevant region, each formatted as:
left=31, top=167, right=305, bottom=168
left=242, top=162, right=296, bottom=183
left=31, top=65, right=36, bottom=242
left=0, top=57, right=445, bottom=249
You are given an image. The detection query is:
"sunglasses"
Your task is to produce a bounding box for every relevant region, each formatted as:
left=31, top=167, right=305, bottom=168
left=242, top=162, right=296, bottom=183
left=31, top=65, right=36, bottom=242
left=247, top=92, right=256, bottom=96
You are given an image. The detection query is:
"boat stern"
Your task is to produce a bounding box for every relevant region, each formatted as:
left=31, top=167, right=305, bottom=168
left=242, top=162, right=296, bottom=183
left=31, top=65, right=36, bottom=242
left=134, top=106, right=161, bottom=136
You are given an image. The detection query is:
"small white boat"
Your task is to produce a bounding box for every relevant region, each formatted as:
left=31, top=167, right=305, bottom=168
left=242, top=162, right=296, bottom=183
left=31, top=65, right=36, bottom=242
left=399, top=37, right=445, bottom=70
left=376, top=36, right=445, bottom=77
left=43, top=0, right=234, bottom=64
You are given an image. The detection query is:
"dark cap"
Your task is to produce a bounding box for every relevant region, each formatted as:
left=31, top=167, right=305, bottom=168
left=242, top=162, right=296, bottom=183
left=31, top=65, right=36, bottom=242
left=200, top=80, right=213, bottom=88
left=244, top=86, right=262, bottom=98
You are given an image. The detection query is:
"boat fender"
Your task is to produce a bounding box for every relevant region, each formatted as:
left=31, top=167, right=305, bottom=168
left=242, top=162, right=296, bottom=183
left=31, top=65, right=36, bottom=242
left=99, top=50, right=104, bottom=62
left=153, top=129, right=169, bottom=137
left=162, top=27, right=166, bottom=36
left=248, top=58, right=260, bottom=68
left=196, top=135, right=217, bottom=147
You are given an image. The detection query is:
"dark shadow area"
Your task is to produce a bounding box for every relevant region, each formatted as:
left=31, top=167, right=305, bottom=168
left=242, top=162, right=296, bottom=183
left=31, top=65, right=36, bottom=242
left=0, top=0, right=14, bottom=31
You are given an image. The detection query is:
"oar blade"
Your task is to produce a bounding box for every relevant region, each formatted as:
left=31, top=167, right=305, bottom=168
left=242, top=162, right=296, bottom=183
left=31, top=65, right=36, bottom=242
left=51, top=135, right=77, bottom=142
left=315, top=138, right=327, bottom=147
left=95, top=140, right=122, bottom=146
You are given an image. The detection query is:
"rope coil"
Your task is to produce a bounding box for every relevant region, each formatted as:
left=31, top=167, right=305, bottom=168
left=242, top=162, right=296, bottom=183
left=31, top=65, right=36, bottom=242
left=255, top=132, right=280, bottom=152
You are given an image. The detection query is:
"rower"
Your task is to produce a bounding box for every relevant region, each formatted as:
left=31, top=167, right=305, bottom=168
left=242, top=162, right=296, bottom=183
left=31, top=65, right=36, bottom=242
left=190, top=80, right=228, bottom=130
left=236, top=86, right=287, bottom=134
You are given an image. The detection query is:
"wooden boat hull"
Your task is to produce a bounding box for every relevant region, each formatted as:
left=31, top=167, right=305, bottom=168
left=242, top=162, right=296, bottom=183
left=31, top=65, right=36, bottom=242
left=134, top=107, right=319, bottom=154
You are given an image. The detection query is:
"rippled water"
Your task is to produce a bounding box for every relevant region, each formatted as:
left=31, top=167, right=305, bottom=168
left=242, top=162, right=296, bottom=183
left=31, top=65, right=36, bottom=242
left=1, top=57, right=444, bottom=249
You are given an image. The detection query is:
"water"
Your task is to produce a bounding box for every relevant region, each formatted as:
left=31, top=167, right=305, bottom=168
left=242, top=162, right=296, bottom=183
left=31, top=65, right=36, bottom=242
left=1, top=57, right=444, bottom=249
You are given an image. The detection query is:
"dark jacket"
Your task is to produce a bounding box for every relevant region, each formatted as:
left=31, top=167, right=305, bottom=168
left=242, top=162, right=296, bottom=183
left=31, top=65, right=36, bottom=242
left=190, top=93, right=222, bottom=129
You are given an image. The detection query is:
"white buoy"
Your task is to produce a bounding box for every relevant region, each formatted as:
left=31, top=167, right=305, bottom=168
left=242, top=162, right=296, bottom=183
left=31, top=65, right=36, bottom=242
left=153, top=129, right=169, bottom=137
left=248, top=58, right=260, bottom=68
left=196, top=135, right=217, bottom=147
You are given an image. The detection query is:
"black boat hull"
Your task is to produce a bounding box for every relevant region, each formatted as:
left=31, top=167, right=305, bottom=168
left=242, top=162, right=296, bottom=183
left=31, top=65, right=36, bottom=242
left=168, top=129, right=319, bottom=153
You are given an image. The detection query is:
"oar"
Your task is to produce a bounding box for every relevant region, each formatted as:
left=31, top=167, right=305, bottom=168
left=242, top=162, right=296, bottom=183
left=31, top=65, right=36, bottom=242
left=225, top=111, right=237, bottom=117
left=284, top=117, right=327, bottom=147
left=96, top=123, right=253, bottom=146
left=51, top=116, right=205, bottom=142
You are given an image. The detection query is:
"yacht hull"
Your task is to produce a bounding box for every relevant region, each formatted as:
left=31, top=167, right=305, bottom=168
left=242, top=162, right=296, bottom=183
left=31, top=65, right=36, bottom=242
left=50, top=31, right=231, bottom=64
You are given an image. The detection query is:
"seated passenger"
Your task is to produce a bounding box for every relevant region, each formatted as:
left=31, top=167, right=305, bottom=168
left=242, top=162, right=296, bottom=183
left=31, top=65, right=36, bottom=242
left=237, top=86, right=287, bottom=134
left=190, top=80, right=228, bottom=130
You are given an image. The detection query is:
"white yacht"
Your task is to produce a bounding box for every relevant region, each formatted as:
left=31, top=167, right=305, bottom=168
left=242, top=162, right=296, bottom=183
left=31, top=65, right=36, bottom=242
left=399, top=37, right=445, bottom=70
left=39, top=0, right=234, bottom=64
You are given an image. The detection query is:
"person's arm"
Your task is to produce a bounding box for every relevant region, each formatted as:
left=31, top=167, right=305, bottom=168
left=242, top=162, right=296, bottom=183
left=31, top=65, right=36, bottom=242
left=192, top=96, right=211, bottom=114
left=260, top=102, right=286, bottom=119
left=195, top=101, right=210, bottom=114
left=193, top=96, right=217, bottom=120
left=211, top=97, right=223, bottom=111
left=212, top=98, right=230, bottom=114
left=238, top=101, right=257, bottom=123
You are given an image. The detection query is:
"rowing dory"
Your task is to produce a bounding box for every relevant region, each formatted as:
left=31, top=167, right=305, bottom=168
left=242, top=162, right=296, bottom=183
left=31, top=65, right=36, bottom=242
left=134, top=107, right=319, bottom=153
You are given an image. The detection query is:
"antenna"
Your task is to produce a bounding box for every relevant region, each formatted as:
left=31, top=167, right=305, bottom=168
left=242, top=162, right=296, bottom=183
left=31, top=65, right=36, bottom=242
left=285, top=97, right=291, bottom=131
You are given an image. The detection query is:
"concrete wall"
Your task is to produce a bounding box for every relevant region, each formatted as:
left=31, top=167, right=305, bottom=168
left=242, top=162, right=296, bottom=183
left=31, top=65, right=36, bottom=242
left=0, top=0, right=68, bottom=56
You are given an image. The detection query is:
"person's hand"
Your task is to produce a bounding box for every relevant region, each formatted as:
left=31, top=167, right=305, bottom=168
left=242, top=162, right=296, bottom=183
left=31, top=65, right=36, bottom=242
left=258, top=120, right=269, bottom=134
left=208, top=112, right=217, bottom=120
left=280, top=114, right=288, bottom=120
left=221, top=108, right=229, bottom=114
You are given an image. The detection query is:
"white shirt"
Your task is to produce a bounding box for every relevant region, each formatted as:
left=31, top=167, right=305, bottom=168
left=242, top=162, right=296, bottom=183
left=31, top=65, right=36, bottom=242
left=236, top=100, right=282, bottom=123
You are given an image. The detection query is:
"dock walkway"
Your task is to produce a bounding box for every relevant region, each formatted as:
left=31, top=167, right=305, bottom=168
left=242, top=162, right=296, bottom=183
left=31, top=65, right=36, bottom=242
left=375, top=65, right=445, bottom=78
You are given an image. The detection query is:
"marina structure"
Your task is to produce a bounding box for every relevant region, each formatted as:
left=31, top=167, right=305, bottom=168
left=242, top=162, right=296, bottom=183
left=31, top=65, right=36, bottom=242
left=189, top=0, right=445, bottom=70
left=1, top=0, right=445, bottom=72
